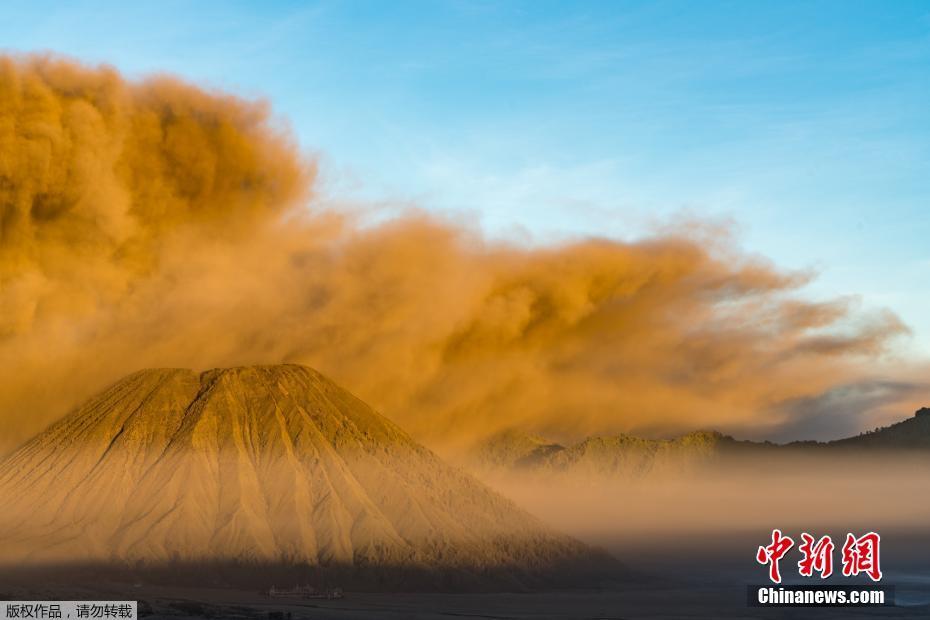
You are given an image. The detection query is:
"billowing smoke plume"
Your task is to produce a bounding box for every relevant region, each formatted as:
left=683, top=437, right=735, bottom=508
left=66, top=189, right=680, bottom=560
left=0, top=56, right=921, bottom=455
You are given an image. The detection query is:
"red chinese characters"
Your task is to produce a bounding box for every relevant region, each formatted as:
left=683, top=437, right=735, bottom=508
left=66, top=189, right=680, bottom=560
left=757, top=530, right=882, bottom=582
left=798, top=533, right=834, bottom=578
left=841, top=532, right=882, bottom=582
left=756, top=529, right=795, bottom=584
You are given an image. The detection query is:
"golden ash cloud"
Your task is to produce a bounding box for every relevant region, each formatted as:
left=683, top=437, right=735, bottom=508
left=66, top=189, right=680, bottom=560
left=0, top=55, right=920, bottom=454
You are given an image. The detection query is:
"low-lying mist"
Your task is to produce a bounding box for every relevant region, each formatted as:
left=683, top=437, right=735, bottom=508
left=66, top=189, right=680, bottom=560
left=480, top=453, right=930, bottom=557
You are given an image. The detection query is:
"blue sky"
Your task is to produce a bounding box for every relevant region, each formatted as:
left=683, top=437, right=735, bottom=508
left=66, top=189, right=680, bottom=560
left=3, top=0, right=929, bottom=351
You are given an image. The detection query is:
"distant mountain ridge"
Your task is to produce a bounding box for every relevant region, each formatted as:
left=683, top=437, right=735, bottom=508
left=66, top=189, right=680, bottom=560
left=0, top=365, right=617, bottom=589
left=471, top=408, right=930, bottom=478
left=830, top=407, right=930, bottom=450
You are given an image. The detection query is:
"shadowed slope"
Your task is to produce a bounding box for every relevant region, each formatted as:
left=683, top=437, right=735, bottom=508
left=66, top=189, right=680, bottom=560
left=830, top=407, right=930, bottom=450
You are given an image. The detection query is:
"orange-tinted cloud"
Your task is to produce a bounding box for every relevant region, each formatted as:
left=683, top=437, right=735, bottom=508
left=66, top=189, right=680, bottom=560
left=0, top=55, right=922, bottom=455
